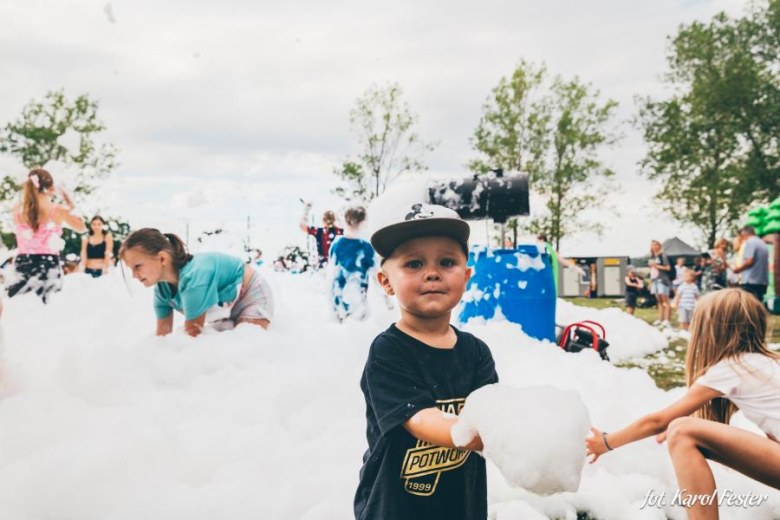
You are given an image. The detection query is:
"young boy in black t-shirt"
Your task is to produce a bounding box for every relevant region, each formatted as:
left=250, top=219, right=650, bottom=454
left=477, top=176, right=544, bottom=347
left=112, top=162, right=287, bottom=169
left=354, top=203, right=498, bottom=520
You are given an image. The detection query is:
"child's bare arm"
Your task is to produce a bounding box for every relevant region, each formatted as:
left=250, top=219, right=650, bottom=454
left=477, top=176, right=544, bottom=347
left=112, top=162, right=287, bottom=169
left=586, top=384, right=722, bottom=462
left=156, top=315, right=174, bottom=336
left=404, top=408, right=483, bottom=451
left=299, top=202, right=312, bottom=232
left=80, top=238, right=87, bottom=271
left=56, top=205, right=86, bottom=233
left=104, top=234, right=114, bottom=270
left=184, top=314, right=207, bottom=337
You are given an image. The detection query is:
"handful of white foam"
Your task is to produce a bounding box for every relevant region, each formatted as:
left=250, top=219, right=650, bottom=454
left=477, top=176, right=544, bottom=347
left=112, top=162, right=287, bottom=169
left=451, top=384, right=590, bottom=495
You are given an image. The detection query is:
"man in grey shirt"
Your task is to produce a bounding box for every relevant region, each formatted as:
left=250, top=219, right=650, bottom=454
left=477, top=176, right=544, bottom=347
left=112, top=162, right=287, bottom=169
left=734, top=226, right=769, bottom=302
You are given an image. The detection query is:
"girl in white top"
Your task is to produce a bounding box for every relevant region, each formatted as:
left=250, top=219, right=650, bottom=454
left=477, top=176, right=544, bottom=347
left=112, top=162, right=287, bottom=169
left=587, top=288, right=780, bottom=520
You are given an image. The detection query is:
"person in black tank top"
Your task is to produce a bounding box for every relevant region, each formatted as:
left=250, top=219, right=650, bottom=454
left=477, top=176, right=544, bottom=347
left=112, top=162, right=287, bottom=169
left=624, top=266, right=643, bottom=315
left=80, top=216, right=114, bottom=278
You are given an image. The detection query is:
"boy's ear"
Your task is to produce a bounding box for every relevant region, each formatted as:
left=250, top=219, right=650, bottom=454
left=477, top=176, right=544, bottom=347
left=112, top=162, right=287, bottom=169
left=377, top=269, right=394, bottom=296
left=464, top=266, right=472, bottom=285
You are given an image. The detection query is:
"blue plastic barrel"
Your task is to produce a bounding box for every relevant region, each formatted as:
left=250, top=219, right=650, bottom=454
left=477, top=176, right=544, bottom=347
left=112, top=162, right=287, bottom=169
left=458, top=245, right=556, bottom=342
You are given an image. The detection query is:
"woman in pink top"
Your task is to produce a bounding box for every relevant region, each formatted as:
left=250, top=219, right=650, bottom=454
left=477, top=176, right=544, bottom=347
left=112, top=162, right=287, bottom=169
left=7, top=168, right=85, bottom=303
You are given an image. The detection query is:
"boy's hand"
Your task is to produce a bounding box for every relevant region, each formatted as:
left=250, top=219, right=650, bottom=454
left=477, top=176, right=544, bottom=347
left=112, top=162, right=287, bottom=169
left=585, top=427, right=608, bottom=463
left=656, top=431, right=667, bottom=444
left=460, top=432, right=484, bottom=452
left=404, top=408, right=483, bottom=451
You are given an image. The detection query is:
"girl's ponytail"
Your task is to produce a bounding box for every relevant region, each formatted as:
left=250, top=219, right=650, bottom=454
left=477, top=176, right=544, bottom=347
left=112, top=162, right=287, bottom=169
left=22, top=168, right=54, bottom=231
left=163, top=233, right=193, bottom=269
left=22, top=177, right=39, bottom=231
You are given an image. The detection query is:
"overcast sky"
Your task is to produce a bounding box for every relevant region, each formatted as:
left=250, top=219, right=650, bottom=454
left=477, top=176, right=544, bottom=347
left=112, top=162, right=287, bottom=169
left=0, top=0, right=749, bottom=258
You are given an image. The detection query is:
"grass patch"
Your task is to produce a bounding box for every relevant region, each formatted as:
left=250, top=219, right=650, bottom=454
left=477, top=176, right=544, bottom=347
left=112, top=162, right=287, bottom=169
left=564, top=297, right=779, bottom=390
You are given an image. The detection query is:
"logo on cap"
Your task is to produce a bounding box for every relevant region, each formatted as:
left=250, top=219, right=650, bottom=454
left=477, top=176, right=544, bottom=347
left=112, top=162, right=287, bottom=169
left=405, top=204, right=436, bottom=221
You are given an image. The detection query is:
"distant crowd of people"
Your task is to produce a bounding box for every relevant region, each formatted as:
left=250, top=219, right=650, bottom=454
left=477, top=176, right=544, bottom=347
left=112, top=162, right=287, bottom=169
left=624, top=231, right=770, bottom=330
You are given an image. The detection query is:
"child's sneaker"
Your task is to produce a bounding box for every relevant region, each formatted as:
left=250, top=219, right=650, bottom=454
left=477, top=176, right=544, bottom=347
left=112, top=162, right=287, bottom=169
left=652, top=319, right=661, bottom=326
left=662, top=320, right=671, bottom=327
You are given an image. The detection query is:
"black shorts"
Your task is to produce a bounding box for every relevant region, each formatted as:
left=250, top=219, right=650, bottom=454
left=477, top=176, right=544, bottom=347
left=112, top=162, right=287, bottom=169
left=7, top=254, right=63, bottom=304
left=85, top=268, right=103, bottom=278
left=625, top=292, right=638, bottom=308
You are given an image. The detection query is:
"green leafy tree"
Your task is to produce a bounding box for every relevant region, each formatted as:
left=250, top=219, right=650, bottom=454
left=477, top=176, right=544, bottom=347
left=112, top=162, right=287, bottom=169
left=470, top=61, right=621, bottom=250
left=333, top=161, right=369, bottom=201
left=638, top=2, right=779, bottom=246
left=0, top=176, right=21, bottom=206
left=0, top=90, right=120, bottom=246
left=637, top=95, right=744, bottom=247
left=334, top=83, right=437, bottom=202
left=469, top=61, right=549, bottom=177
left=0, top=90, right=119, bottom=199
left=737, top=0, right=780, bottom=200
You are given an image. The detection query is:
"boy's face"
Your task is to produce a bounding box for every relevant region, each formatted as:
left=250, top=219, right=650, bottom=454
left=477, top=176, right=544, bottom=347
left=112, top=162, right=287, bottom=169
left=378, top=236, right=471, bottom=319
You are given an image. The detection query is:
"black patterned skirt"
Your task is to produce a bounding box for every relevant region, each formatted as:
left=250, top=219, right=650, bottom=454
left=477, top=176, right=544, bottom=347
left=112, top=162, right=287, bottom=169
left=6, top=254, right=63, bottom=304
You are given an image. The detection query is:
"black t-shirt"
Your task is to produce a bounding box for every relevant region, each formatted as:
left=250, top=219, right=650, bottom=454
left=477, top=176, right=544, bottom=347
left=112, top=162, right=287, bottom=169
left=354, top=324, right=499, bottom=520
left=693, top=265, right=703, bottom=288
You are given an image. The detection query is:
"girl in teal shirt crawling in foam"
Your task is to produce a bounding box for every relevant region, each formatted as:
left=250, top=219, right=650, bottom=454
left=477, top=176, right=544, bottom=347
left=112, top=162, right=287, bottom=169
left=121, top=228, right=274, bottom=337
